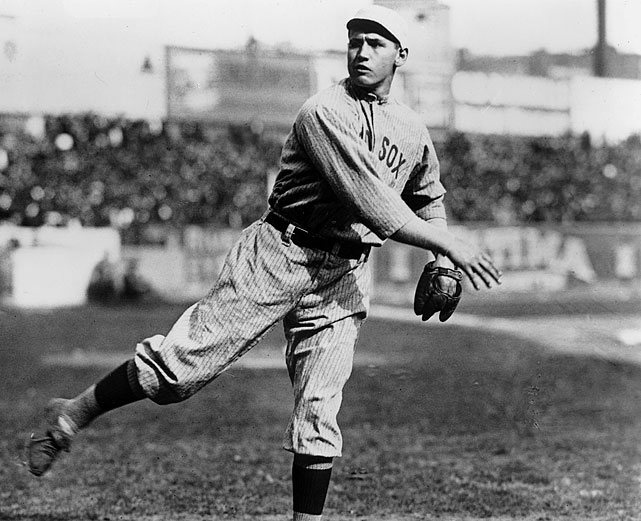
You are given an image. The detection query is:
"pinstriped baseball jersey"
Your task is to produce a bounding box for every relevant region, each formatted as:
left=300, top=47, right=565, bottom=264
left=269, top=78, right=447, bottom=245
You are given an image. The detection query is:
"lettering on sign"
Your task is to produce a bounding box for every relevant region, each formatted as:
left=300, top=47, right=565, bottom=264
left=458, top=227, right=597, bottom=281
left=382, top=227, right=599, bottom=288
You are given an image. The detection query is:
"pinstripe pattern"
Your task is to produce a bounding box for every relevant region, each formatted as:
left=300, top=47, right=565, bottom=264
left=133, top=216, right=370, bottom=456
left=284, top=312, right=364, bottom=457
left=132, top=78, right=446, bottom=457
left=269, top=78, right=447, bottom=245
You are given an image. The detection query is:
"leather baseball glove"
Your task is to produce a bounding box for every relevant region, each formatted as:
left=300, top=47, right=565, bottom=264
left=413, top=261, right=463, bottom=322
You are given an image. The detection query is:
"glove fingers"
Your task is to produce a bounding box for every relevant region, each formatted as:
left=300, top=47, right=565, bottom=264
left=439, top=300, right=459, bottom=322
left=422, top=309, right=438, bottom=322
left=420, top=296, right=443, bottom=322
left=413, top=279, right=431, bottom=315
left=414, top=262, right=464, bottom=323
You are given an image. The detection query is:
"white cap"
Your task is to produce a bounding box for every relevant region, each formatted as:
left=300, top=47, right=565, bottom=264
left=346, top=5, right=409, bottom=48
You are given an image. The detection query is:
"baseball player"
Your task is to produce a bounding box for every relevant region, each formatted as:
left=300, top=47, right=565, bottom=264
left=26, top=6, right=502, bottom=521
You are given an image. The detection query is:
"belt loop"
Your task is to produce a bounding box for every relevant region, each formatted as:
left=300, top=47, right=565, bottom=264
left=281, top=223, right=296, bottom=246
left=331, top=243, right=341, bottom=257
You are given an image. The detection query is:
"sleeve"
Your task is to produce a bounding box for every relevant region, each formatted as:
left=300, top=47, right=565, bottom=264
left=401, top=131, right=448, bottom=222
left=295, top=100, right=417, bottom=240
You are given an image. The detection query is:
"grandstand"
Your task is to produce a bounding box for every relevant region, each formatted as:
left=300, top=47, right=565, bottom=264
left=1, top=116, right=640, bottom=231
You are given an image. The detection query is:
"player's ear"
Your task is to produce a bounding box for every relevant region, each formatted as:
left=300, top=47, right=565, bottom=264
left=395, top=47, right=408, bottom=68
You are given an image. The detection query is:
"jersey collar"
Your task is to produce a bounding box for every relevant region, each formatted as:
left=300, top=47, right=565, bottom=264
left=346, top=79, right=390, bottom=105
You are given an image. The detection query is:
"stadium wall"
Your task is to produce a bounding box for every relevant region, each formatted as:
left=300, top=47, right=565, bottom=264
left=0, top=225, right=120, bottom=307
left=122, top=223, right=641, bottom=303
left=1, top=223, right=639, bottom=308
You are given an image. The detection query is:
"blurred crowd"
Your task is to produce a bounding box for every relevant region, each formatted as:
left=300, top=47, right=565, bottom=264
left=0, top=114, right=281, bottom=242
left=0, top=114, right=640, bottom=242
left=442, top=131, right=641, bottom=224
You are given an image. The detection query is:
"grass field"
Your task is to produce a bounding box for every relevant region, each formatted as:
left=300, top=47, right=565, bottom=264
left=1, top=297, right=641, bottom=520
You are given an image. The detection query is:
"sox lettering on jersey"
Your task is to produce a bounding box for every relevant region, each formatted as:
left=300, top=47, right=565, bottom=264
left=359, top=124, right=408, bottom=179
left=378, top=136, right=407, bottom=177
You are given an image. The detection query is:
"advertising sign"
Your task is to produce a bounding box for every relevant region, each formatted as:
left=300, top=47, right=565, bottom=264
left=166, top=46, right=313, bottom=128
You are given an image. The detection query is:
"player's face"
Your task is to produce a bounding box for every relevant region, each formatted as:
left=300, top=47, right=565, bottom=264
left=347, top=28, right=407, bottom=97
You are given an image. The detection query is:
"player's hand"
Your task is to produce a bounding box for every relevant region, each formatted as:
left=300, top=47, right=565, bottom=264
left=445, top=239, right=502, bottom=290
left=435, top=274, right=457, bottom=295
left=431, top=257, right=458, bottom=295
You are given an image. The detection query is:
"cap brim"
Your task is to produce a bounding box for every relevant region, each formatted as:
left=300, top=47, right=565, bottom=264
left=346, top=18, right=401, bottom=45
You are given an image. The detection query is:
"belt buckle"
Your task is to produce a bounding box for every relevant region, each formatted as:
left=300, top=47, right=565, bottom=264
left=281, top=223, right=296, bottom=247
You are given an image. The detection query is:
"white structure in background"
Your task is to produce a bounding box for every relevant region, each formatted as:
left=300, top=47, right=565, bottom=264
left=452, top=71, right=641, bottom=142
left=0, top=225, right=120, bottom=307
left=570, top=76, right=641, bottom=142
left=375, top=0, right=455, bottom=128
left=452, top=72, right=571, bottom=137
left=0, top=3, right=165, bottom=120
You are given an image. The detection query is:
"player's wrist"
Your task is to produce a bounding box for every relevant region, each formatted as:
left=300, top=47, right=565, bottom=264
left=433, top=253, right=455, bottom=270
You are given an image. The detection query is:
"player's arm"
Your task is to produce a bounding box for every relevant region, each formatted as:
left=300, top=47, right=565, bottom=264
left=395, top=142, right=500, bottom=289
left=417, top=215, right=455, bottom=269
left=390, top=215, right=501, bottom=290
left=400, top=135, right=457, bottom=273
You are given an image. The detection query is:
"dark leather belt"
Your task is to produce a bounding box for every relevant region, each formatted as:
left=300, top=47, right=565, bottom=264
left=265, top=211, right=370, bottom=261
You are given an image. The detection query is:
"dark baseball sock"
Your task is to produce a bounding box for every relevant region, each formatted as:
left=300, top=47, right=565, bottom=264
left=57, top=360, right=144, bottom=433
left=292, top=454, right=333, bottom=520
left=94, top=359, right=145, bottom=412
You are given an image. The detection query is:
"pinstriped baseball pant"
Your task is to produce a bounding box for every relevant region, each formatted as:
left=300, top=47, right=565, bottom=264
left=132, top=215, right=371, bottom=457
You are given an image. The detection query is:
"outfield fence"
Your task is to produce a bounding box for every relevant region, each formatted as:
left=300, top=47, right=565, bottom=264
left=1, top=222, right=640, bottom=307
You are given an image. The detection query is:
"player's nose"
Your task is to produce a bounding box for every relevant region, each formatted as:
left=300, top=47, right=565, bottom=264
left=355, top=49, right=370, bottom=62
left=353, top=43, right=371, bottom=59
